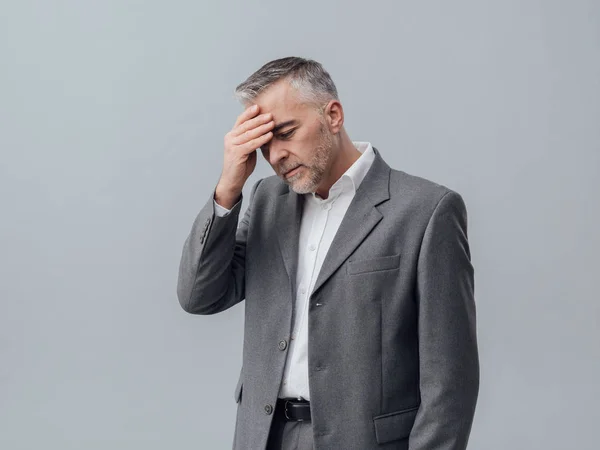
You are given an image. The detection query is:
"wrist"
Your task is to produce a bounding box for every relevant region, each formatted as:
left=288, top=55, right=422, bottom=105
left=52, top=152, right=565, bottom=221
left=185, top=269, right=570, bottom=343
left=214, top=184, right=242, bottom=210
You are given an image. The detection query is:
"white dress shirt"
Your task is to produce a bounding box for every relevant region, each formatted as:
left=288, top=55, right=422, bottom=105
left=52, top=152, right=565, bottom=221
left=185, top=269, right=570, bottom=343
left=214, top=141, right=376, bottom=401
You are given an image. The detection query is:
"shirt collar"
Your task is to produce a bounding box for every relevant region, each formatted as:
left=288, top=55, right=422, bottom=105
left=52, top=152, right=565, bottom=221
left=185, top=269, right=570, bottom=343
left=309, top=141, right=375, bottom=202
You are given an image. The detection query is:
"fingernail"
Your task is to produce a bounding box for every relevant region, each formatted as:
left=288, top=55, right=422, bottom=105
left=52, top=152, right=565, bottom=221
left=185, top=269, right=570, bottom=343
left=252, top=105, right=258, bottom=111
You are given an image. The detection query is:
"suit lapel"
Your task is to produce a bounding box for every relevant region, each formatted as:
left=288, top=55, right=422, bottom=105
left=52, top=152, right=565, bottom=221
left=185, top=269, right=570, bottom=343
left=275, top=147, right=391, bottom=300
left=311, top=147, right=391, bottom=295
left=275, top=188, right=304, bottom=298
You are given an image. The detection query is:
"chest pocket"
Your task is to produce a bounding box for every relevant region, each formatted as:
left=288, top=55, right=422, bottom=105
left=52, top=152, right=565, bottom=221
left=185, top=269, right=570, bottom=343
left=347, top=253, right=401, bottom=275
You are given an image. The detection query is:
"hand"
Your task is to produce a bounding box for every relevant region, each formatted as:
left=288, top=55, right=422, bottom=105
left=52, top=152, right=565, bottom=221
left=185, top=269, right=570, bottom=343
left=215, top=105, right=274, bottom=208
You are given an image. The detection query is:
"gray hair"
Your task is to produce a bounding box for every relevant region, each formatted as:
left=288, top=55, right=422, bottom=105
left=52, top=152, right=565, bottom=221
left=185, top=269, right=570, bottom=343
left=234, top=57, right=339, bottom=110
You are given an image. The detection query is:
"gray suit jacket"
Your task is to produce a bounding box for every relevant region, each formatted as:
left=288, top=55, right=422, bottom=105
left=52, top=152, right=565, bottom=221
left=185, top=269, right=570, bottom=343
left=177, top=147, right=479, bottom=450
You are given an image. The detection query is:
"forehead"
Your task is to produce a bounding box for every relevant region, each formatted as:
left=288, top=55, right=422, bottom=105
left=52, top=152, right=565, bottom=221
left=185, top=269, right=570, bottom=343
left=253, top=79, right=310, bottom=122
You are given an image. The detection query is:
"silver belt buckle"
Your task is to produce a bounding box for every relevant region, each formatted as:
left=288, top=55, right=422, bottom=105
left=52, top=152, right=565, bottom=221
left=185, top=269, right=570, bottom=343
left=284, top=400, right=303, bottom=422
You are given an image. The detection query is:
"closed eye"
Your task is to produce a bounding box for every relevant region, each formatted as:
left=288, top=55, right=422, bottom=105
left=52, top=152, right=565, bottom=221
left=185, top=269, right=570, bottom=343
left=278, top=129, right=295, bottom=139
left=261, top=128, right=296, bottom=152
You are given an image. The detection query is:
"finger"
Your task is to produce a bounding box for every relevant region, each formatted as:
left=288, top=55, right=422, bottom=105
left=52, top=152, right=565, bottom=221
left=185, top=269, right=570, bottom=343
left=232, top=121, right=274, bottom=145
left=233, top=113, right=273, bottom=137
left=237, top=131, right=273, bottom=155
left=234, top=104, right=260, bottom=128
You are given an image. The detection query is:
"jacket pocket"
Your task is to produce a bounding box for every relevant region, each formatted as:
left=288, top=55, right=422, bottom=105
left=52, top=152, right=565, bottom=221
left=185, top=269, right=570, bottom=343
left=234, top=372, right=243, bottom=403
left=372, top=405, right=419, bottom=444
left=347, top=253, right=401, bottom=275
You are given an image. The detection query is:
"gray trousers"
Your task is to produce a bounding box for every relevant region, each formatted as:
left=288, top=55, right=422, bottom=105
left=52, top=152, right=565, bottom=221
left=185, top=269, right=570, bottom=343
left=266, top=402, right=314, bottom=450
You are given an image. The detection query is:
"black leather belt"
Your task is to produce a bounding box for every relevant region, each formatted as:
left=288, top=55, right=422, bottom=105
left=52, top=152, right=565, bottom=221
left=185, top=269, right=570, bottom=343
left=276, top=398, right=311, bottom=422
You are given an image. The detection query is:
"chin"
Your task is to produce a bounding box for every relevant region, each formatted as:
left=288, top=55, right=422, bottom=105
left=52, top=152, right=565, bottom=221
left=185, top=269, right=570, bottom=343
left=289, top=176, right=319, bottom=195
left=290, top=185, right=312, bottom=195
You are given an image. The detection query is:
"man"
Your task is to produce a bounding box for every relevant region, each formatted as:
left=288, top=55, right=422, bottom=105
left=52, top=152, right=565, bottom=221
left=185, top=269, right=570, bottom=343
left=177, top=57, right=479, bottom=450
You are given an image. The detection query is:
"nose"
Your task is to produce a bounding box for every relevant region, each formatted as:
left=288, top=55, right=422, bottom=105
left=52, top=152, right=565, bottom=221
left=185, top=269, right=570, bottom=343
left=263, top=140, right=288, bottom=167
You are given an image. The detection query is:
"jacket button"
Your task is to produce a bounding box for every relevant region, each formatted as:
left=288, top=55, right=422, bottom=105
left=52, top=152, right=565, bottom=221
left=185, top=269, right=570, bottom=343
left=264, top=404, right=273, bottom=415
left=278, top=339, right=288, bottom=351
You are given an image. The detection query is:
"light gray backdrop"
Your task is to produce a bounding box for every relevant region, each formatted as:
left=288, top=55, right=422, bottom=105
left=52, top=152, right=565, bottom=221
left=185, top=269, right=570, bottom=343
left=1, top=1, right=598, bottom=449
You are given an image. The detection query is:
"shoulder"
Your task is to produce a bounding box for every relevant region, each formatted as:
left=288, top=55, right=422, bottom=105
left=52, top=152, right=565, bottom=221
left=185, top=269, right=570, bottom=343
left=388, top=168, right=468, bottom=219
left=255, top=174, right=286, bottom=192
left=244, top=174, right=288, bottom=206
left=249, top=174, right=287, bottom=198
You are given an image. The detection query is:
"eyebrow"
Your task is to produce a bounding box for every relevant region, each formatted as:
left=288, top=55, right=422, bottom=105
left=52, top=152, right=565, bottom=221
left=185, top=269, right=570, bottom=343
left=272, top=120, right=299, bottom=134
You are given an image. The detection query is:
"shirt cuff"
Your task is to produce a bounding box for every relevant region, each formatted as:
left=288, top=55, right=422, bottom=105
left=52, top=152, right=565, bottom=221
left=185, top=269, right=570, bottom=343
left=213, top=199, right=235, bottom=217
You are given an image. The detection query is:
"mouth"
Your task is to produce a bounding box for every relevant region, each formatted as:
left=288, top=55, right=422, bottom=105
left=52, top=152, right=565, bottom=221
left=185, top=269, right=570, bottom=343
left=283, top=166, right=302, bottom=178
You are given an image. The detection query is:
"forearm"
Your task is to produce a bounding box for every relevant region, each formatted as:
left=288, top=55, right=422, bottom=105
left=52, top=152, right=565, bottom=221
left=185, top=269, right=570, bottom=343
left=176, top=190, right=246, bottom=314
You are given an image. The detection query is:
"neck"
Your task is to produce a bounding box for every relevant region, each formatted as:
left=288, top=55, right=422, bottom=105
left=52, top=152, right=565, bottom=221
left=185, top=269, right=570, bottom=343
left=315, top=132, right=361, bottom=199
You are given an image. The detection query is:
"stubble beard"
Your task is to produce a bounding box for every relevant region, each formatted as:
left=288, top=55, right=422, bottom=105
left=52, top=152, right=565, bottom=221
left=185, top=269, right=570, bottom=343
left=286, top=122, right=334, bottom=195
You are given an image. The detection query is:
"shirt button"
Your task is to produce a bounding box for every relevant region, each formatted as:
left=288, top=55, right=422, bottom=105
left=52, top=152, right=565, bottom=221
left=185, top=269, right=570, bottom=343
left=300, top=287, right=306, bottom=295
left=264, top=404, right=273, bottom=415
left=278, top=339, right=288, bottom=351
left=309, top=244, right=316, bottom=251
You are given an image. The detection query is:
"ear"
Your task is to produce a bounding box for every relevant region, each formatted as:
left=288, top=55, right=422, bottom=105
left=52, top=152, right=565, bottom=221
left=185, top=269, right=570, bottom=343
left=323, top=100, right=344, bottom=134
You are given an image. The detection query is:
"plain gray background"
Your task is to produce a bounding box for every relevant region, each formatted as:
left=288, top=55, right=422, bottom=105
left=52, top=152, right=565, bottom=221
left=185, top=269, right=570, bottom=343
left=1, top=1, right=598, bottom=449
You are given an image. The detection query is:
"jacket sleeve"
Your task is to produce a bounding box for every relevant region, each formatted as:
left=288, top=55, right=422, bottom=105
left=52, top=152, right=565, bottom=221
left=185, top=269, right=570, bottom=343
left=176, top=178, right=263, bottom=315
left=408, top=190, right=480, bottom=449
